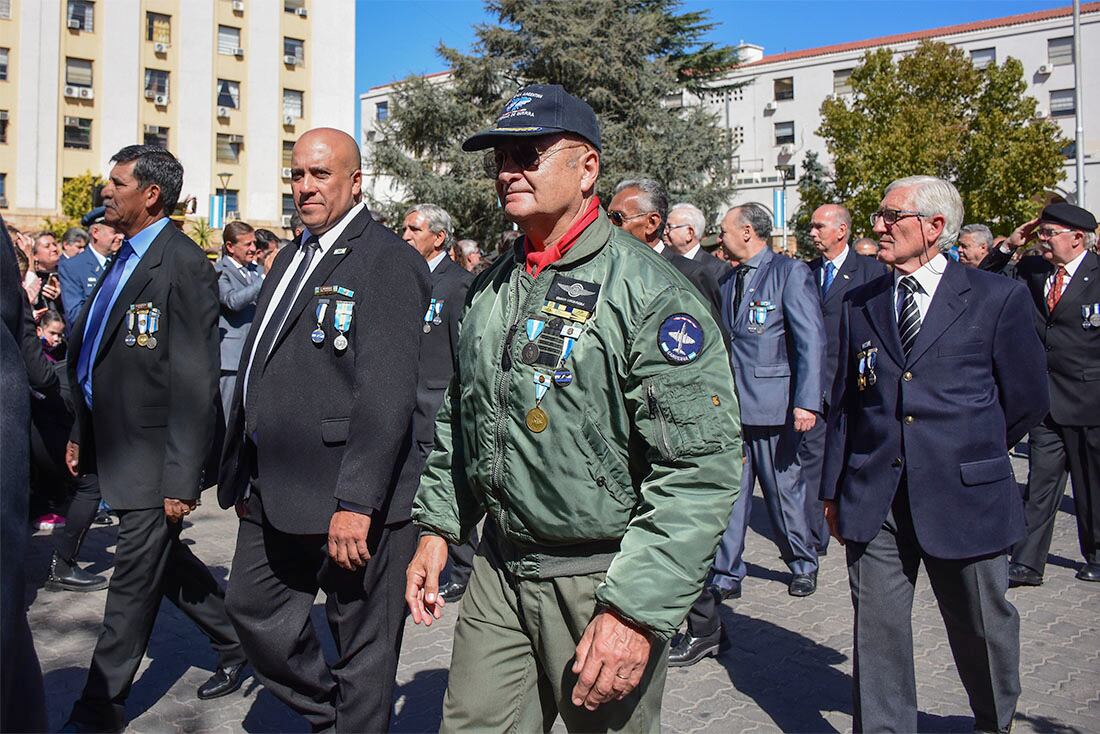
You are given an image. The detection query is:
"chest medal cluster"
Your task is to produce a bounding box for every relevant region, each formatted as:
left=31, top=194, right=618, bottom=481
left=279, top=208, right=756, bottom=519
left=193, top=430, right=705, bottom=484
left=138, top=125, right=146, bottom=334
left=312, top=285, right=355, bottom=353
left=423, top=298, right=444, bottom=333
left=124, top=302, right=161, bottom=350
left=857, top=341, right=878, bottom=391
left=746, top=300, right=776, bottom=334
left=1082, top=303, right=1100, bottom=329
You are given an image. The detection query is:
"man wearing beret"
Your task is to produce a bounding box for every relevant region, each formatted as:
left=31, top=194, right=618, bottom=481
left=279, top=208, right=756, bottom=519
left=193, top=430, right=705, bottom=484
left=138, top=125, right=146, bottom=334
left=981, top=202, right=1100, bottom=585
left=404, top=84, right=743, bottom=731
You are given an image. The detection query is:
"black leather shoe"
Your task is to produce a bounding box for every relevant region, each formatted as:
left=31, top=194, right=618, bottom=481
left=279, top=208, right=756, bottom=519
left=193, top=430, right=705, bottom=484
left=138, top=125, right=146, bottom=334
left=197, top=663, right=246, bottom=700
left=93, top=508, right=115, bottom=526
left=668, top=629, right=722, bottom=668
left=711, top=582, right=740, bottom=601
left=1075, top=563, right=1100, bottom=582
left=439, top=581, right=466, bottom=603
left=1008, top=562, right=1043, bottom=587
left=45, top=553, right=108, bottom=592
left=788, top=571, right=818, bottom=597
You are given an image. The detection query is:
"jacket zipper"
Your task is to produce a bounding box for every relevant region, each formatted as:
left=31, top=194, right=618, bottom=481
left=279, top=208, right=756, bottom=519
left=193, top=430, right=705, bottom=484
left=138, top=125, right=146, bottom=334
left=647, top=384, right=674, bottom=461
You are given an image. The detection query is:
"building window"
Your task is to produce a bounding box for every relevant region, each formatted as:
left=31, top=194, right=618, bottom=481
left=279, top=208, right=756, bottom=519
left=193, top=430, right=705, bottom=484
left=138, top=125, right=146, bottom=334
left=216, top=134, right=243, bottom=164
left=67, top=0, right=94, bottom=32
left=63, top=116, right=92, bottom=149
left=66, top=58, right=93, bottom=88
left=832, top=68, right=853, bottom=95
left=284, top=37, right=304, bottom=65
left=731, top=125, right=744, bottom=146
left=144, top=69, right=169, bottom=98
left=970, top=47, right=996, bottom=70
left=282, top=140, right=294, bottom=168
left=284, top=0, right=305, bottom=12
left=1050, top=89, right=1076, bottom=117
left=144, top=125, right=169, bottom=148
left=217, top=25, right=241, bottom=55
left=282, top=194, right=296, bottom=216
left=146, top=12, right=170, bottom=44
left=0, top=111, right=7, bottom=144
left=0, top=0, right=10, bottom=20
left=1048, top=37, right=1074, bottom=66
left=217, top=79, right=240, bottom=109
left=283, top=89, right=303, bottom=118
left=774, top=121, right=795, bottom=146
left=0, top=48, right=7, bottom=82
left=0, top=173, right=6, bottom=205
left=375, top=101, right=388, bottom=121
left=773, top=77, right=794, bottom=101
left=225, top=189, right=239, bottom=216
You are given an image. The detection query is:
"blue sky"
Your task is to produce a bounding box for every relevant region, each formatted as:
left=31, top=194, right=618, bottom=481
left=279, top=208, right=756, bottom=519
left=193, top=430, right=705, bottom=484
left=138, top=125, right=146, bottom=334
left=355, top=0, right=1069, bottom=130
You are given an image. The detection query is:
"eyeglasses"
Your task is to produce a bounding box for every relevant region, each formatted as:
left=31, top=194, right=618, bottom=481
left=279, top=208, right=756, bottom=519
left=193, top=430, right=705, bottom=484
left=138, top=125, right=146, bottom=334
left=870, top=208, right=925, bottom=227
left=608, top=210, right=652, bottom=227
left=665, top=223, right=691, bottom=233
left=1036, top=226, right=1074, bottom=240
left=482, top=142, right=586, bottom=178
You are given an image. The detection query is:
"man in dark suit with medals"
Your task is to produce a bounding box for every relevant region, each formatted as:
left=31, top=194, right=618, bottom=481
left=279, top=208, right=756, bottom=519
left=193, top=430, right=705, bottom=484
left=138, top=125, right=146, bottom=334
left=219, top=128, right=431, bottom=732
left=398, top=203, right=475, bottom=602
left=63, top=145, right=245, bottom=733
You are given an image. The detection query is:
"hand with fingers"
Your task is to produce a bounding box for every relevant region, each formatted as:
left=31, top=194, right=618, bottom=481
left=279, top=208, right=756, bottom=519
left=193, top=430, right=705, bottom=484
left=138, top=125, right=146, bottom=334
left=570, top=609, right=653, bottom=711
left=164, top=497, right=197, bottom=523
left=405, top=534, right=449, bottom=625
left=327, top=509, right=372, bottom=570
left=1004, top=218, right=1040, bottom=250
left=824, top=500, right=844, bottom=546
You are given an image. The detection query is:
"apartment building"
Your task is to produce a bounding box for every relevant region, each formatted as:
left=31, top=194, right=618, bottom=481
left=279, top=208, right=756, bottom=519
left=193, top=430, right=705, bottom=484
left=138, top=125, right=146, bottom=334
left=360, top=3, right=1098, bottom=228
left=0, top=0, right=355, bottom=231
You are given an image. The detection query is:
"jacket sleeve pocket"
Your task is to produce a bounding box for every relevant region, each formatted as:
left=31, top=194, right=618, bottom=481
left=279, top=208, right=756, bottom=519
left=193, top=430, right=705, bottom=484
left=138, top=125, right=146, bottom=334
left=753, top=363, right=791, bottom=378
left=959, top=456, right=1013, bottom=486
left=321, top=417, right=350, bottom=446
left=644, top=373, right=724, bottom=460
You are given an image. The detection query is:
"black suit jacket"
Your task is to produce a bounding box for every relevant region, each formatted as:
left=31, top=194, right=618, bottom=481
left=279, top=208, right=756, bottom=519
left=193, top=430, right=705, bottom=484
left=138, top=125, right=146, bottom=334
left=660, top=247, right=725, bottom=335
left=981, top=248, right=1100, bottom=426
left=218, top=208, right=432, bottom=533
left=67, top=223, right=220, bottom=508
left=393, top=256, right=473, bottom=508
left=809, top=251, right=888, bottom=410
left=689, top=247, right=730, bottom=283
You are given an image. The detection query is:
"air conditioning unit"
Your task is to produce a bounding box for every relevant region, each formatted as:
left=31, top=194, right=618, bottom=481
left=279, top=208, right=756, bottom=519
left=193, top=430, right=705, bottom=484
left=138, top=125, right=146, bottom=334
left=0, top=197, right=8, bottom=209
left=144, top=89, right=156, bottom=99
left=217, top=106, right=231, bottom=118
left=64, top=116, right=80, bottom=126
left=295, top=7, right=307, bottom=17
left=778, top=144, right=794, bottom=156
left=764, top=100, right=777, bottom=112
left=1034, top=109, right=1050, bottom=119
left=0, top=110, right=8, bottom=121
left=284, top=54, right=299, bottom=66
left=233, top=47, right=244, bottom=58
left=281, top=214, right=293, bottom=227
left=63, top=85, right=81, bottom=98
left=154, top=94, right=168, bottom=106
left=283, top=115, right=296, bottom=126
left=143, top=124, right=159, bottom=133
left=67, top=19, right=81, bottom=29
left=79, top=87, right=94, bottom=99
left=231, top=0, right=245, bottom=11
left=154, top=42, right=169, bottom=54
left=1037, top=63, right=1054, bottom=75
left=281, top=167, right=293, bottom=178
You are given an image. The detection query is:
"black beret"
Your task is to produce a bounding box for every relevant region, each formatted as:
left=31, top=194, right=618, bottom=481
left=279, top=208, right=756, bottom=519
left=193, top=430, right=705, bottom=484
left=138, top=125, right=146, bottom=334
left=1040, top=202, right=1097, bottom=232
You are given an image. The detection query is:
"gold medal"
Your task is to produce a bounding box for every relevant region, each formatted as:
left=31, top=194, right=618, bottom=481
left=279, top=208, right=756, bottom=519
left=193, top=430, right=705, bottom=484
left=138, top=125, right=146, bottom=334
left=525, top=406, right=548, bottom=433
left=137, top=333, right=149, bottom=347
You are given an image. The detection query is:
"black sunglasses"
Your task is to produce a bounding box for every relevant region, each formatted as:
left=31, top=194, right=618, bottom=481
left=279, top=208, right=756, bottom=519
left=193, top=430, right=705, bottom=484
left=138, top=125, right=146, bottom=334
left=482, top=142, right=585, bottom=179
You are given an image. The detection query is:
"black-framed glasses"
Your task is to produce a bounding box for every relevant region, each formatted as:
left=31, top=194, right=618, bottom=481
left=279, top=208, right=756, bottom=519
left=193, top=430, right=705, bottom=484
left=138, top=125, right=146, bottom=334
left=608, top=210, right=652, bottom=227
left=482, top=142, right=586, bottom=179
left=869, top=208, right=925, bottom=227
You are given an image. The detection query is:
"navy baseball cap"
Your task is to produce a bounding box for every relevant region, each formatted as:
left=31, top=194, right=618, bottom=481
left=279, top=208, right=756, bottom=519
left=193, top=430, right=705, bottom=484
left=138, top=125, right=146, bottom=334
left=81, top=206, right=107, bottom=227
left=462, top=84, right=601, bottom=152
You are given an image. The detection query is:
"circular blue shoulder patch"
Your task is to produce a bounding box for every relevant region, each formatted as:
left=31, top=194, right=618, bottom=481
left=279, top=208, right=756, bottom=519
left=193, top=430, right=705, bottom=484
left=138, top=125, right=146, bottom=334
left=657, top=313, right=704, bottom=365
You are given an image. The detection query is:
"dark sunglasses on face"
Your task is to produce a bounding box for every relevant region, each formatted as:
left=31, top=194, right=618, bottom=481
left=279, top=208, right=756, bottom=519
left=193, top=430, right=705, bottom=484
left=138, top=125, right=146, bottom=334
left=483, top=142, right=586, bottom=178
left=607, top=210, right=652, bottom=227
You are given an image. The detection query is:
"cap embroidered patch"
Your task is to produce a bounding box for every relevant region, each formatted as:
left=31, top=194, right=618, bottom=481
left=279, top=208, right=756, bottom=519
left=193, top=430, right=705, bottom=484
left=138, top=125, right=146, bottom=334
left=658, top=313, right=704, bottom=365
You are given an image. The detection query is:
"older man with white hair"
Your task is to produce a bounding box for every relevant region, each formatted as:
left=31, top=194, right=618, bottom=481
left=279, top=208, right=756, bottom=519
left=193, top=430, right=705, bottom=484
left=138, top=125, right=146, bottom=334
left=821, top=175, right=1048, bottom=733
left=665, top=203, right=728, bottom=281
left=957, top=223, right=993, bottom=268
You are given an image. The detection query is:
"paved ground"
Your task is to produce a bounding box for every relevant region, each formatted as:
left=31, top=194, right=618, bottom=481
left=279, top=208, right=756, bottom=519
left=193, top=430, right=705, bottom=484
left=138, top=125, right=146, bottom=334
left=26, top=452, right=1099, bottom=733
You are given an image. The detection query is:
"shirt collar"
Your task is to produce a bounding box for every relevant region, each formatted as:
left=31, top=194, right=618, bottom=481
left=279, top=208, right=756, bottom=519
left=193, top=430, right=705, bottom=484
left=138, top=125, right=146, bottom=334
left=826, top=244, right=849, bottom=270
left=653, top=241, right=666, bottom=255
left=127, top=217, right=170, bottom=257
left=744, top=245, right=769, bottom=268
left=427, top=250, right=448, bottom=272
left=1059, top=248, right=1088, bottom=277
left=227, top=255, right=248, bottom=270
left=89, top=247, right=107, bottom=268
left=684, top=243, right=702, bottom=260
left=895, top=252, right=948, bottom=294
left=301, top=201, right=366, bottom=255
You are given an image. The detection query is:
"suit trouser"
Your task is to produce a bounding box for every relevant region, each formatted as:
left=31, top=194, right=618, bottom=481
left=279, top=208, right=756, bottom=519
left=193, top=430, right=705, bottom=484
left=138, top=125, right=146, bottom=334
left=797, top=417, right=831, bottom=553
left=54, top=472, right=102, bottom=562
left=846, top=488, right=1019, bottom=733
left=219, top=371, right=237, bottom=426
left=1012, top=417, right=1100, bottom=573
left=442, top=541, right=668, bottom=733
left=69, top=506, right=244, bottom=731
left=710, top=423, right=818, bottom=588
left=225, top=490, right=417, bottom=733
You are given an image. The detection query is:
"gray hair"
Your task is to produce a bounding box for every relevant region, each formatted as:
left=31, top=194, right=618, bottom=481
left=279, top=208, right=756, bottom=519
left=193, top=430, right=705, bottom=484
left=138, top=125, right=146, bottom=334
left=1085, top=231, right=1098, bottom=250
left=668, top=203, right=707, bottom=241
left=885, top=175, right=964, bottom=250
left=457, top=239, right=480, bottom=256
left=406, top=203, right=455, bottom=250
left=614, top=179, right=668, bottom=228
left=731, top=202, right=774, bottom=241
left=62, top=227, right=90, bottom=245
left=959, top=223, right=993, bottom=249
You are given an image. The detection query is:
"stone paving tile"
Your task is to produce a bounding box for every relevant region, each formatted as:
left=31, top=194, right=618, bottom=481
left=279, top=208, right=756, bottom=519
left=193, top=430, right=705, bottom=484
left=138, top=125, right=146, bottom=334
left=25, top=454, right=1099, bottom=733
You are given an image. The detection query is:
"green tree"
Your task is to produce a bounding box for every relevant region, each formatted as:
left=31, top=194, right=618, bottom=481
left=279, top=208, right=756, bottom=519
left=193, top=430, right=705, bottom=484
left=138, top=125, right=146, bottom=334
left=369, top=0, right=739, bottom=245
left=40, top=171, right=105, bottom=235
left=818, top=41, right=1067, bottom=235
left=787, top=151, right=835, bottom=259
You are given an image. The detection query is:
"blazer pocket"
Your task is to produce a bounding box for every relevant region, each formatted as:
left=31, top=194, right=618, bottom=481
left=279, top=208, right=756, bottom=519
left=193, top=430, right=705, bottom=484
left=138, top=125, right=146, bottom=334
left=937, top=343, right=984, bottom=357
left=959, top=456, right=1013, bottom=486
left=846, top=452, right=872, bottom=473
left=1082, top=367, right=1100, bottom=382
left=138, top=406, right=168, bottom=427
left=321, top=417, right=350, bottom=446
left=754, top=363, right=791, bottom=378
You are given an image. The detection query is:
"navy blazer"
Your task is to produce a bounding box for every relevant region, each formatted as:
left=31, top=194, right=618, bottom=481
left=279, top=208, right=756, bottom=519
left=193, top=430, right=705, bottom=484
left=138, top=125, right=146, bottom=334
left=58, top=247, right=107, bottom=327
left=719, top=247, right=825, bottom=425
left=809, top=250, right=888, bottom=411
left=821, top=261, right=1049, bottom=559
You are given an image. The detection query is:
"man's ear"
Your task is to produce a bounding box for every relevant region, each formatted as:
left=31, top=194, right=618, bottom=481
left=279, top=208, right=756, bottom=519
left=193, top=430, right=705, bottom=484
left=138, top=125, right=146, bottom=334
left=579, top=150, right=600, bottom=195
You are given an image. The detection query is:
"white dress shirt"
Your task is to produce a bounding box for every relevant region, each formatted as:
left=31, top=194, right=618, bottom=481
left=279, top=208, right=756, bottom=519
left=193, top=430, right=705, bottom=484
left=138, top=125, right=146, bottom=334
left=652, top=242, right=666, bottom=255
left=1044, top=248, right=1087, bottom=298
left=427, top=250, right=447, bottom=273
left=90, top=247, right=108, bottom=269
left=893, top=252, right=948, bottom=321
left=822, top=245, right=849, bottom=286
left=684, top=243, right=702, bottom=260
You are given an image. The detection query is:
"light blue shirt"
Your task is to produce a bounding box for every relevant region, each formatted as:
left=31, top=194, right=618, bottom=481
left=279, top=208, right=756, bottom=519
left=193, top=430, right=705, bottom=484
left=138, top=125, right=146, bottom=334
left=81, top=217, right=170, bottom=408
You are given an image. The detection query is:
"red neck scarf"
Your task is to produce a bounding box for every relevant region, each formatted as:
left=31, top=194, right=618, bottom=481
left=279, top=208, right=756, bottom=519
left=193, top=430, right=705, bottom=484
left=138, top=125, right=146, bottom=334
left=523, top=197, right=601, bottom=277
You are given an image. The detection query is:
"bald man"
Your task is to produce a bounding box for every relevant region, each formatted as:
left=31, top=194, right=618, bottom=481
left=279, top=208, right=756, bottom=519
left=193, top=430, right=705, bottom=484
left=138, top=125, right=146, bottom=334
left=219, top=128, right=431, bottom=731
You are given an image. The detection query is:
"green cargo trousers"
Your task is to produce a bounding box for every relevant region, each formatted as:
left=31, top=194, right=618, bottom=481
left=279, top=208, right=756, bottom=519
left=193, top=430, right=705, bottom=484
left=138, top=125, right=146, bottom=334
left=440, top=547, right=669, bottom=733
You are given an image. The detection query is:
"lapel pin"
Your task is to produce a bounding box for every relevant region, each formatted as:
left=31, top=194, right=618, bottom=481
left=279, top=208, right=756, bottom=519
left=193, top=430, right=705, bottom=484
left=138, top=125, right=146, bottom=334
left=843, top=274, right=850, bottom=280
left=333, top=247, right=348, bottom=255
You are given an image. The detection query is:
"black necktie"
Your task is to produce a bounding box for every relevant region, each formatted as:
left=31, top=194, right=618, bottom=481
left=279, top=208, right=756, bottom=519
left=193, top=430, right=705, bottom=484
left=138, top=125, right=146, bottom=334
left=245, top=237, right=319, bottom=433
left=897, top=275, right=922, bottom=358
left=733, top=265, right=748, bottom=317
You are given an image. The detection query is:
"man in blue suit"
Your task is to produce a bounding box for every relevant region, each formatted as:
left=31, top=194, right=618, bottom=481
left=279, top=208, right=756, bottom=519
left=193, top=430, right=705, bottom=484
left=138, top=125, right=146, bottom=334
left=802, top=204, right=887, bottom=556
left=822, top=176, right=1048, bottom=733
left=670, top=202, right=825, bottom=666
left=58, top=209, right=122, bottom=328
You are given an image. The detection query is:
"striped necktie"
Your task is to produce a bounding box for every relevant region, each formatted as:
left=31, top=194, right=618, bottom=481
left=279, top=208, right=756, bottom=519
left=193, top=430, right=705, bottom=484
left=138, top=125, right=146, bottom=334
left=897, top=275, right=922, bottom=358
